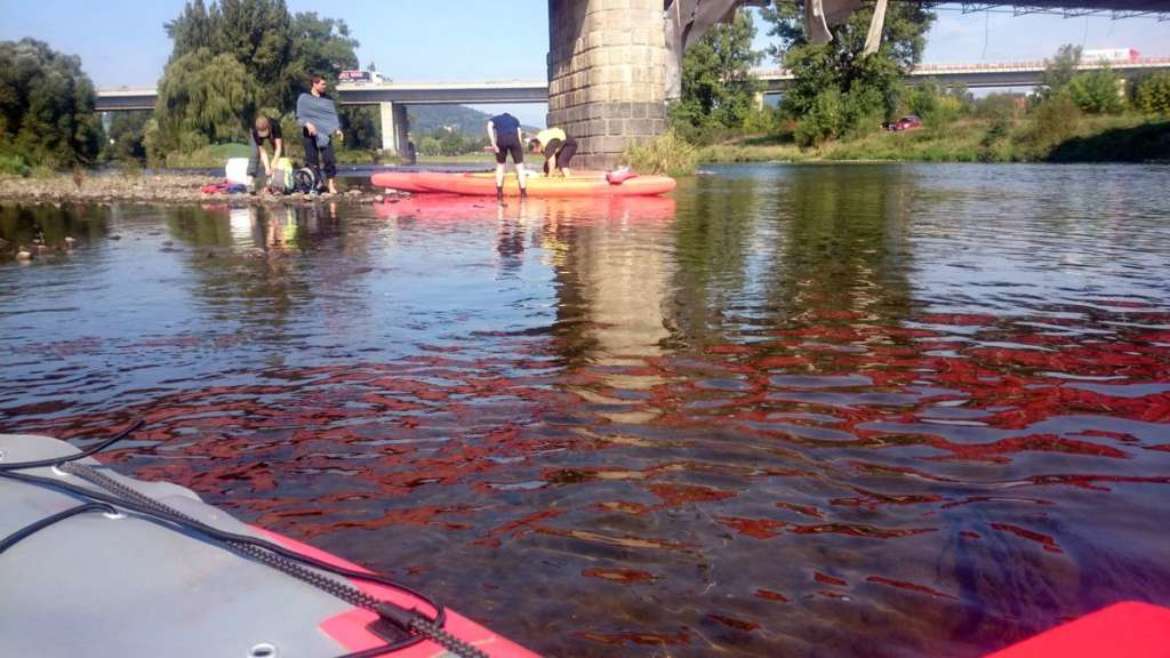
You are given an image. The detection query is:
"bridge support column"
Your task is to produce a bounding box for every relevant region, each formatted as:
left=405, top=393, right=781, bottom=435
left=379, top=102, right=409, bottom=155
left=547, top=0, right=669, bottom=170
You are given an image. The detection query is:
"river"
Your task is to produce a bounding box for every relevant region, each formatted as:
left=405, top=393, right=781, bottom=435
left=2, top=163, right=1170, bottom=657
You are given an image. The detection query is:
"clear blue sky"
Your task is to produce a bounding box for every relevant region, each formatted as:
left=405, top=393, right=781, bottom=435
left=1, top=1, right=1167, bottom=126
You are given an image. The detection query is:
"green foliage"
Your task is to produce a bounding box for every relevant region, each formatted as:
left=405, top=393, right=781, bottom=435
left=154, top=0, right=376, bottom=162
left=670, top=10, right=762, bottom=144
left=150, top=48, right=257, bottom=161
left=1024, top=94, right=1082, bottom=157
left=905, top=82, right=965, bottom=127
left=0, top=153, right=31, bottom=176
left=975, top=93, right=1023, bottom=123
left=1135, top=72, right=1170, bottom=115
left=762, top=1, right=935, bottom=141
left=0, top=39, right=102, bottom=169
left=1040, top=44, right=1081, bottom=99
left=105, top=111, right=152, bottom=163
left=794, top=88, right=843, bottom=147
left=622, top=130, right=699, bottom=177
left=416, top=129, right=487, bottom=157
left=1066, top=68, right=1125, bottom=115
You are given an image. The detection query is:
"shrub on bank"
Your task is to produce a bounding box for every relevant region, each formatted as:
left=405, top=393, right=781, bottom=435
left=0, top=153, right=31, bottom=177
left=623, top=130, right=699, bottom=177
left=1067, top=68, right=1125, bottom=115
left=1024, top=95, right=1083, bottom=157
left=1136, top=72, right=1170, bottom=116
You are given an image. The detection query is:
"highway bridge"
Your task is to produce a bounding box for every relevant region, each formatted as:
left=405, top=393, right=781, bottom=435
left=94, top=57, right=1170, bottom=112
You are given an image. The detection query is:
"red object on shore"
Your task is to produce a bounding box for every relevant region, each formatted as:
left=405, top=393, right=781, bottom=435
left=987, top=602, right=1170, bottom=658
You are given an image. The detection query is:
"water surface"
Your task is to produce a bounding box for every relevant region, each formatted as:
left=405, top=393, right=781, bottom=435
left=3, top=163, right=1170, bottom=657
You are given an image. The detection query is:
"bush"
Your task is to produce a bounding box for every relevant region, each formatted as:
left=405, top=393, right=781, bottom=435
left=622, top=130, right=699, bottom=177
left=1135, top=72, right=1170, bottom=116
left=974, top=94, right=1023, bottom=122
left=0, top=153, right=30, bottom=177
left=1025, top=94, right=1082, bottom=155
left=794, top=88, right=844, bottom=147
left=1066, top=69, right=1125, bottom=115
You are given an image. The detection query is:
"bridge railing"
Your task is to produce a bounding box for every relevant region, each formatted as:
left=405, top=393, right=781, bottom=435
left=750, top=57, right=1170, bottom=80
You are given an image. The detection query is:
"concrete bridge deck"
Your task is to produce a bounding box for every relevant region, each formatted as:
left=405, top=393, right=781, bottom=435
left=94, top=57, right=1170, bottom=112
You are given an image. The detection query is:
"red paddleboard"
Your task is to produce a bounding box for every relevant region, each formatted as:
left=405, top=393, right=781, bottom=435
left=372, top=170, right=676, bottom=197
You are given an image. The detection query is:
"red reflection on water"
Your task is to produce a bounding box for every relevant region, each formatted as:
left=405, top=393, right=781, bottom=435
left=990, top=523, right=1064, bottom=554
left=582, top=568, right=658, bottom=583
left=865, top=576, right=957, bottom=600
left=717, top=516, right=787, bottom=539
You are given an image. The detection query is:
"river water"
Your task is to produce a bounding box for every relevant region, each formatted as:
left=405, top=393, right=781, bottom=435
left=2, top=163, right=1170, bottom=657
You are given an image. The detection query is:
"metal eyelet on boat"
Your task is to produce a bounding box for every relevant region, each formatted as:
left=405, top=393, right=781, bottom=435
left=51, top=465, right=69, bottom=477
left=248, top=643, right=278, bottom=658
left=102, top=510, right=126, bottom=520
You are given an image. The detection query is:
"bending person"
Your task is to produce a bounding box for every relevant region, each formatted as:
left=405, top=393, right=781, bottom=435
left=296, top=75, right=342, bottom=195
left=247, top=116, right=283, bottom=194
left=487, top=112, right=527, bottom=201
left=529, top=127, right=577, bottom=178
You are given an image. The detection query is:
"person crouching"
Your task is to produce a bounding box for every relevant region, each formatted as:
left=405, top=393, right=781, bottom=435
left=528, top=127, right=577, bottom=178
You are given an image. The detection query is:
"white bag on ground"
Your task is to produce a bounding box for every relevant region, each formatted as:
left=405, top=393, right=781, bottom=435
left=224, top=158, right=252, bottom=186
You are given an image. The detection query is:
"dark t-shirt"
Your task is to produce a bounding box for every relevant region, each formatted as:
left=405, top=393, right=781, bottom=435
left=490, top=113, right=520, bottom=141
left=252, top=119, right=283, bottom=147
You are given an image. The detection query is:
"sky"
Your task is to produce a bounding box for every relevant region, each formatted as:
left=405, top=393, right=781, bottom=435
left=1, top=0, right=1167, bottom=127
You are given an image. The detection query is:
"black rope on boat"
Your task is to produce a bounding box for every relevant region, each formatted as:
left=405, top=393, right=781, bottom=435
left=0, top=502, right=117, bottom=554
left=0, top=423, right=490, bottom=658
left=0, top=418, right=144, bottom=472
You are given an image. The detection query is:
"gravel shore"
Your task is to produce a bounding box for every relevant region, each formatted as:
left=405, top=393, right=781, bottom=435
left=0, top=172, right=396, bottom=206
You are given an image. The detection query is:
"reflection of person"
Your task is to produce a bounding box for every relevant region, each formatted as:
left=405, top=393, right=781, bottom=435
left=248, top=116, right=284, bottom=194
left=296, top=75, right=342, bottom=195
left=529, top=127, right=577, bottom=177
left=487, top=112, right=527, bottom=202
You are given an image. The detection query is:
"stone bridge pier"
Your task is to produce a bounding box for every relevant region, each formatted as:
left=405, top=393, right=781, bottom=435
left=547, top=0, right=670, bottom=170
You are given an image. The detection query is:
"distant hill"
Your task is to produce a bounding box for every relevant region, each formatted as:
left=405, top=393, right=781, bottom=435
left=408, top=106, right=538, bottom=136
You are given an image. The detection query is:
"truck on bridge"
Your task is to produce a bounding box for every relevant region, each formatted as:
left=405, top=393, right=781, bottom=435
left=1082, top=48, right=1141, bottom=63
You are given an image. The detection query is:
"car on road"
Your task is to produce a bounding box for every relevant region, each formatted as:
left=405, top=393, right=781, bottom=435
left=887, top=115, right=923, bottom=132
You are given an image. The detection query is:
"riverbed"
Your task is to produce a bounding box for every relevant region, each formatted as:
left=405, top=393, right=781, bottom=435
left=2, top=163, right=1169, bottom=657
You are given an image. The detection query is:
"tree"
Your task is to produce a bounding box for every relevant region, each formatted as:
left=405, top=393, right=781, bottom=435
left=154, top=1, right=380, bottom=156
left=760, top=1, right=934, bottom=144
left=669, top=10, right=762, bottom=143
left=150, top=48, right=257, bottom=160
left=1066, top=68, right=1125, bottom=114
left=1039, top=45, right=1081, bottom=100
left=0, top=39, right=102, bottom=168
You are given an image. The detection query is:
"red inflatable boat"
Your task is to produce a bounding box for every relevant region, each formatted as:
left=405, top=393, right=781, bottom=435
left=372, top=170, right=676, bottom=197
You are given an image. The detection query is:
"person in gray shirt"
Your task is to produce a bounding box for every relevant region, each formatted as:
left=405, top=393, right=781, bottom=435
left=296, top=75, right=343, bottom=195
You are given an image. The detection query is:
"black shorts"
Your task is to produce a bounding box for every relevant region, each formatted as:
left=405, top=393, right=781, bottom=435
left=495, top=136, right=523, bottom=165
left=543, top=138, right=577, bottom=173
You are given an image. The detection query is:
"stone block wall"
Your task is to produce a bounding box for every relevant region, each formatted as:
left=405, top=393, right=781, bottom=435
left=547, top=0, right=669, bottom=170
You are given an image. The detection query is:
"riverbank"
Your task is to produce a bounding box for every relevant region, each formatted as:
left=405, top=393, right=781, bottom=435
left=0, top=172, right=394, bottom=206
left=700, top=116, right=1170, bottom=164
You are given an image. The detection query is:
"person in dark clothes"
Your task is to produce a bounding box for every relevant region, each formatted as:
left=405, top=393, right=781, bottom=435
left=247, top=116, right=283, bottom=194
left=296, top=75, right=342, bottom=195
left=487, top=112, right=527, bottom=201
left=528, top=127, right=577, bottom=177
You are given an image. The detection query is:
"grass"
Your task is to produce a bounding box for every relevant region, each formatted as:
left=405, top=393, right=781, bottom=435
left=699, top=115, right=1170, bottom=165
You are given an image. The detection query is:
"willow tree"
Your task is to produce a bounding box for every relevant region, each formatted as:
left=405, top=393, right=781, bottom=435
left=152, top=0, right=379, bottom=159
left=149, top=49, right=257, bottom=159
